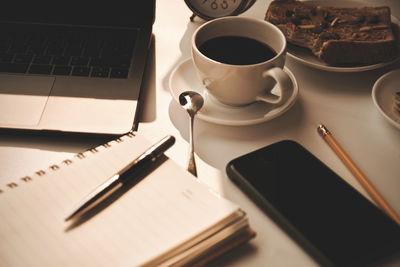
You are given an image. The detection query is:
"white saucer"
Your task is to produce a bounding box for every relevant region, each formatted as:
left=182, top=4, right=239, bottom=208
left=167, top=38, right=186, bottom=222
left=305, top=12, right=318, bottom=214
left=169, top=59, right=299, bottom=126
left=372, top=69, right=400, bottom=130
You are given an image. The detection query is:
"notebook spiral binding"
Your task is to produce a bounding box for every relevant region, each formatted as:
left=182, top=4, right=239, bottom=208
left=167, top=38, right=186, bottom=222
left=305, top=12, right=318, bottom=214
left=0, top=131, right=136, bottom=194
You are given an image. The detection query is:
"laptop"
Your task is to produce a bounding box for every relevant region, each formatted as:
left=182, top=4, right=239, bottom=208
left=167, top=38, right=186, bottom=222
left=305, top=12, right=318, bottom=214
left=0, top=0, right=155, bottom=135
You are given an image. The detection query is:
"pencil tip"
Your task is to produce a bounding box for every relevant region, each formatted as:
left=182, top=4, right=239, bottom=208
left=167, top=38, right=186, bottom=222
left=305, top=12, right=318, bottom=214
left=317, top=124, right=329, bottom=136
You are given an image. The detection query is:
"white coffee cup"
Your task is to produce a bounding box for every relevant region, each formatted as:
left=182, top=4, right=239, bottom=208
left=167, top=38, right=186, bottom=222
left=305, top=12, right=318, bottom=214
left=192, top=16, right=293, bottom=106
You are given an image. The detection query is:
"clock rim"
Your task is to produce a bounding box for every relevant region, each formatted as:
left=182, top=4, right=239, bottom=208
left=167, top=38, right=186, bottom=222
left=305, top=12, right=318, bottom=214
left=184, top=0, right=256, bottom=20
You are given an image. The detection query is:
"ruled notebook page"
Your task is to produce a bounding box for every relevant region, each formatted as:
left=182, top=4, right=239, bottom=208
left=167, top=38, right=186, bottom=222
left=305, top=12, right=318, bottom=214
left=0, top=134, right=239, bottom=266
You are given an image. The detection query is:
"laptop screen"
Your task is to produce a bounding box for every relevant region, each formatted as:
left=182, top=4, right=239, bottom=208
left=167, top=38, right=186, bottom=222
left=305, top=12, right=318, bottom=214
left=0, top=0, right=155, bottom=27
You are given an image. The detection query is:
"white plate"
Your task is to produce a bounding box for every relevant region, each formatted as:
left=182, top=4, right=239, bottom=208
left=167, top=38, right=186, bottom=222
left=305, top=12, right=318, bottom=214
left=169, top=59, right=299, bottom=126
left=287, top=0, right=400, bottom=72
left=372, top=69, right=400, bottom=129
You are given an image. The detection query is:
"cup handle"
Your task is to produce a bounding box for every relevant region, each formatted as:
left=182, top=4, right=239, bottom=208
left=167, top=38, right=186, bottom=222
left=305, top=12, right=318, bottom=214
left=256, top=67, right=293, bottom=105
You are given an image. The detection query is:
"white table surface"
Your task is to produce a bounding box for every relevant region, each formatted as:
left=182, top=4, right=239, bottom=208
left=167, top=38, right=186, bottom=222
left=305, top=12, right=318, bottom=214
left=1, top=0, right=400, bottom=266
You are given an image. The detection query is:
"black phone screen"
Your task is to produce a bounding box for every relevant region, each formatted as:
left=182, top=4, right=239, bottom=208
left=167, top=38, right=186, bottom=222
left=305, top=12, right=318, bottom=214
left=226, top=140, right=400, bottom=267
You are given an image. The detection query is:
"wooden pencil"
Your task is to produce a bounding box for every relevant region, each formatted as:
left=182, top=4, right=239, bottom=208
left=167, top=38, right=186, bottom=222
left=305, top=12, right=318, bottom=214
left=317, top=124, right=400, bottom=225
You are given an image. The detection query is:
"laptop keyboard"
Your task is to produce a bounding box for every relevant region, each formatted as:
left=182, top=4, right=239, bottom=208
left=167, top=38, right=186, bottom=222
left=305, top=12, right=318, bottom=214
left=0, top=24, right=137, bottom=78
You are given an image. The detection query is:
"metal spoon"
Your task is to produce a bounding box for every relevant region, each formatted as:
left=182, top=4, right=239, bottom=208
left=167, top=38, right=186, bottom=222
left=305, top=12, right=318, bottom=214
left=179, top=91, right=204, bottom=177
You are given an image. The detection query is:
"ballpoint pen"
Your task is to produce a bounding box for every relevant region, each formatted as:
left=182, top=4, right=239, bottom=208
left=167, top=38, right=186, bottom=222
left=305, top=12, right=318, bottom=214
left=317, top=124, right=400, bottom=225
left=65, top=135, right=175, bottom=221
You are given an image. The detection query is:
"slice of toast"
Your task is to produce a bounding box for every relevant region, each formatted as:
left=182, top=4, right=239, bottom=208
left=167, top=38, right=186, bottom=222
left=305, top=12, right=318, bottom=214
left=265, top=0, right=398, bottom=65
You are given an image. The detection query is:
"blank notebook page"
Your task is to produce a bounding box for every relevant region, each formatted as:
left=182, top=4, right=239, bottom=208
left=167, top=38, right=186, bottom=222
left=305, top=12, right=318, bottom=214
left=0, top=134, right=239, bottom=266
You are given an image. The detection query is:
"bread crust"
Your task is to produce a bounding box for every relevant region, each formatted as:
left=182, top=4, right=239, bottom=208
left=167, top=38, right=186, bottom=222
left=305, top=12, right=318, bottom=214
left=265, top=0, right=398, bottom=65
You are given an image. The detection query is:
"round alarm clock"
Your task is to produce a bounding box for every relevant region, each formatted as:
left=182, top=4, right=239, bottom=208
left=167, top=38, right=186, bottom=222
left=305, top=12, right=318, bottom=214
left=185, top=0, right=257, bottom=21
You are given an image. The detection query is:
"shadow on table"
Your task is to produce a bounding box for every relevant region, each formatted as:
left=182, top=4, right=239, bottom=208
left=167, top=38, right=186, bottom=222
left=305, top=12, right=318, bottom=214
left=161, top=19, right=203, bottom=94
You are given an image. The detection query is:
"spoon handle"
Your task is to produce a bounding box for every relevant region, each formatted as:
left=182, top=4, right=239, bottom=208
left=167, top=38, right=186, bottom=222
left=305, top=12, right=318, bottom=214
left=187, top=115, right=197, bottom=177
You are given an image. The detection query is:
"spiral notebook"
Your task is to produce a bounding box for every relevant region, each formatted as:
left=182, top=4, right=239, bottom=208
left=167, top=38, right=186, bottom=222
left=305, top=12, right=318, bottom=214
left=0, top=133, right=255, bottom=266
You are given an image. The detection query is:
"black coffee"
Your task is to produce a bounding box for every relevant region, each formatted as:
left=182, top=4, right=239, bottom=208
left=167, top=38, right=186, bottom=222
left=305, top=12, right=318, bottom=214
left=198, top=36, right=276, bottom=65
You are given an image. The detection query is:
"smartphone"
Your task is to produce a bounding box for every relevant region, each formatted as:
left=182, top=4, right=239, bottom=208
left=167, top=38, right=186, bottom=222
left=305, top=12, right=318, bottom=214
left=226, top=140, right=400, bottom=267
